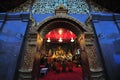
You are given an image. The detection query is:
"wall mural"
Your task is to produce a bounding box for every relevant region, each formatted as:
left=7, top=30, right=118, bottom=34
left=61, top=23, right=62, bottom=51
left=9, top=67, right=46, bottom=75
left=8, top=0, right=109, bottom=14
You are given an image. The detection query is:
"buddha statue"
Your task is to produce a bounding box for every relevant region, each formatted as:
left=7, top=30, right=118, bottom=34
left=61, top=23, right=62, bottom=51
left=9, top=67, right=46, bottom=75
left=66, top=50, right=73, bottom=60
left=55, top=46, right=66, bottom=59
left=56, top=46, right=64, bottom=56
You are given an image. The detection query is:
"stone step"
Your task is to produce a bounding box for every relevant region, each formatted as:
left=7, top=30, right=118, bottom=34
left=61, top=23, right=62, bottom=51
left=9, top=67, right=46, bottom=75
left=18, top=69, right=32, bottom=80
left=90, top=68, right=105, bottom=80
left=19, top=74, right=32, bottom=78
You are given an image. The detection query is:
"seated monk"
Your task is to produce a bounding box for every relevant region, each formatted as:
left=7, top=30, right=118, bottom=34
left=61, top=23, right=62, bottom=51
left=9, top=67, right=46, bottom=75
left=67, top=60, right=73, bottom=72
left=54, top=60, right=61, bottom=73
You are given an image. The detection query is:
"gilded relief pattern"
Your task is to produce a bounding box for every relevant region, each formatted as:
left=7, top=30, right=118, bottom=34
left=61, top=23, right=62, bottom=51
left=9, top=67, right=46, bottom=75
left=22, top=45, right=36, bottom=69
left=86, top=45, right=101, bottom=69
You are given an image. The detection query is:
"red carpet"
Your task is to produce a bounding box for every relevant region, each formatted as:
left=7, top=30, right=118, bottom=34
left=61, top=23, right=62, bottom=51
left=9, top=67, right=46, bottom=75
left=39, top=67, right=83, bottom=80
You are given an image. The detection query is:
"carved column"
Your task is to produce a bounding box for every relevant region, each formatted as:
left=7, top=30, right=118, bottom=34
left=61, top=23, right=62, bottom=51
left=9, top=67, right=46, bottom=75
left=22, top=40, right=37, bottom=69
left=85, top=32, right=105, bottom=80
left=18, top=21, right=38, bottom=80
left=78, top=32, right=91, bottom=80
left=36, top=33, right=43, bottom=52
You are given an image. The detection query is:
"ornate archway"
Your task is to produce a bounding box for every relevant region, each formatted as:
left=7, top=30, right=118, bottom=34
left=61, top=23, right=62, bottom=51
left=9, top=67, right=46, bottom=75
left=36, top=9, right=92, bottom=79
left=19, top=6, right=103, bottom=80
left=37, top=14, right=90, bottom=38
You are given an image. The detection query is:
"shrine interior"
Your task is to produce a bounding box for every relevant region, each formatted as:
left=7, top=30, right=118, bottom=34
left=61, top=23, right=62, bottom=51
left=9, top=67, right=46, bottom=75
left=0, top=0, right=120, bottom=80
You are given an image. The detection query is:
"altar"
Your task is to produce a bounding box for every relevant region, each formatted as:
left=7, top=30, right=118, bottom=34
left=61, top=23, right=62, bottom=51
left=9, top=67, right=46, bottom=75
left=50, top=46, right=73, bottom=61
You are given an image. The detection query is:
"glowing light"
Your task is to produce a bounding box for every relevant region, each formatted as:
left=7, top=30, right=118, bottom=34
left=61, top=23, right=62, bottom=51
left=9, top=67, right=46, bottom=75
left=70, top=38, right=74, bottom=42
left=58, top=29, right=63, bottom=35
left=47, top=38, right=51, bottom=42
left=58, top=37, right=63, bottom=42
left=70, top=31, right=73, bottom=34
left=45, top=28, right=77, bottom=42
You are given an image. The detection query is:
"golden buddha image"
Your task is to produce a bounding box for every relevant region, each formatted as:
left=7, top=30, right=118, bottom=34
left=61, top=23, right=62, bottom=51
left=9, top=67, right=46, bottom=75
left=52, top=46, right=66, bottom=60
left=66, top=50, right=73, bottom=60
left=56, top=46, right=64, bottom=56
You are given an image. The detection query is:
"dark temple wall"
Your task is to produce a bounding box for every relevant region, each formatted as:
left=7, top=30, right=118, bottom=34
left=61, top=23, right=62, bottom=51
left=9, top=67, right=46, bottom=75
left=0, top=13, right=30, bottom=80
left=0, top=0, right=28, bottom=12
left=91, top=0, right=120, bottom=13
left=92, top=13, right=120, bottom=80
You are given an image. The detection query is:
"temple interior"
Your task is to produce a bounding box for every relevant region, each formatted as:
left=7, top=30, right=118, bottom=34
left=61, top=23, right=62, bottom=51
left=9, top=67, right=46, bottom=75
left=0, top=0, right=120, bottom=80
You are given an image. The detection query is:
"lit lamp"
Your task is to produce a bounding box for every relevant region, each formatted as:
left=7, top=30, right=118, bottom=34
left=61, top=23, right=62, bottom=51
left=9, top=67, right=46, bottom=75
left=47, top=38, right=51, bottom=42
left=70, top=38, right=74, bottom=42
left=58, top=28, right=63, bottom=35
left=58, top=37, right=62, bottom=42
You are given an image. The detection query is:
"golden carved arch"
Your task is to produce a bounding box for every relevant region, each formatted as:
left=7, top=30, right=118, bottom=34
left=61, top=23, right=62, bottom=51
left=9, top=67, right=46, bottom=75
left=37, top=14, right=91, bottom=38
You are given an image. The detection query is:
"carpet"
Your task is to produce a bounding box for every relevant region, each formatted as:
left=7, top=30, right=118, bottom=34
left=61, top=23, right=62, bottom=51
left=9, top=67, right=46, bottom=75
left=39, top=67, right=83, bottom=80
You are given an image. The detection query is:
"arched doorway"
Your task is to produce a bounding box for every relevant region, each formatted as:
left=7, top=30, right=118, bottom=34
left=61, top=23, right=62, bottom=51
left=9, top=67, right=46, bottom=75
left=35, top=14, right=91, bottom=80
left=18, top=6, right=104, bottom=80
